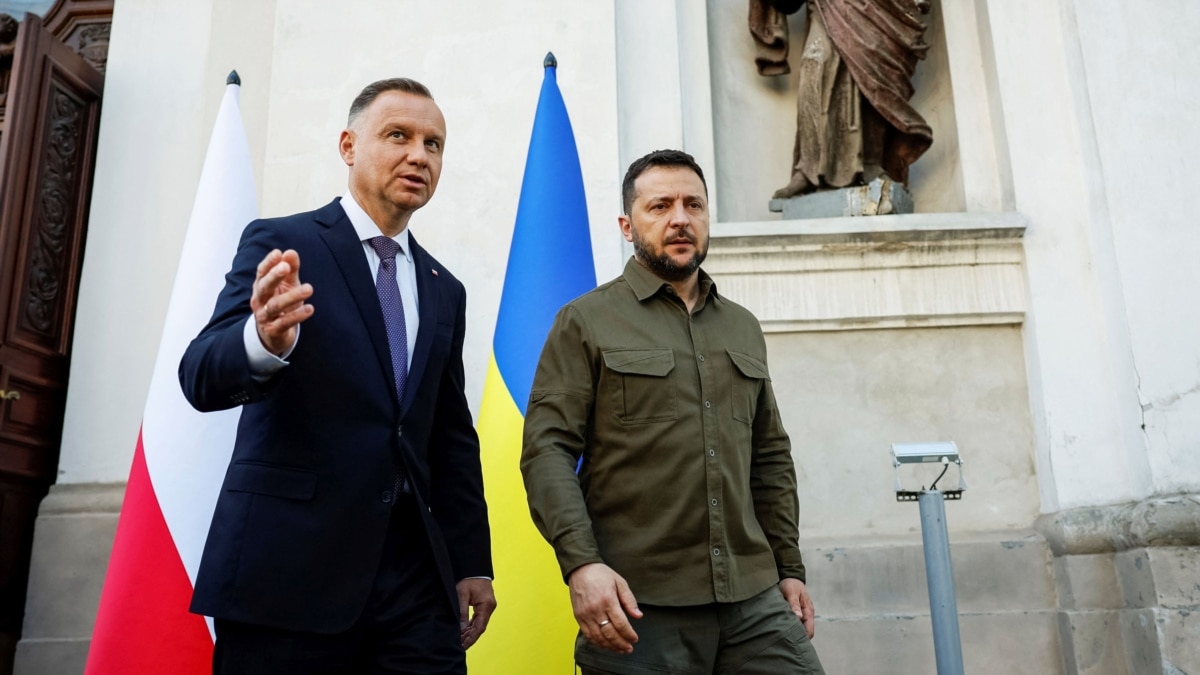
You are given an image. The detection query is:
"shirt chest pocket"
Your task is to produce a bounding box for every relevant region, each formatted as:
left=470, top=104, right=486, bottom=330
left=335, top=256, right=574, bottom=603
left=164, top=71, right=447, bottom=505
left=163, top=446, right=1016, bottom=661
left=602, top=348, right=677, bottom=424
left=728, top=349, right=769, bottom=425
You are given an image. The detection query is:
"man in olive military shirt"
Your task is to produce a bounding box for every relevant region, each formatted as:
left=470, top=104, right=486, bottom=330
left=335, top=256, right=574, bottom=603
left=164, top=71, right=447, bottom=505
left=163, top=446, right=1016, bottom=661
left=521, top=149, right=825, bottom=674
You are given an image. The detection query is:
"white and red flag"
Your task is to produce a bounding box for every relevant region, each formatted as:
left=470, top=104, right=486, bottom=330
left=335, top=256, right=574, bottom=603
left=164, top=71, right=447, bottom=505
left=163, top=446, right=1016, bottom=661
left=87, top=73, right=257, bottom=674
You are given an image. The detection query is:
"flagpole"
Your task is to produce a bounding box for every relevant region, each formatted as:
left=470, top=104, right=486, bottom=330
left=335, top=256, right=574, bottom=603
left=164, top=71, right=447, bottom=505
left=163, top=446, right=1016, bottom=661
left=87, top=71, right=258, bottom=675
left=469, top=52, right=596, bottom=674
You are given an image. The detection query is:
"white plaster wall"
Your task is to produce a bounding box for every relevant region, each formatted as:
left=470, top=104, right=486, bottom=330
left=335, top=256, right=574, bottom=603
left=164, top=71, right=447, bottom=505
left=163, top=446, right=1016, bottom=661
left=613, top=0, right=719, bottom=252
left=705, top=0, right=802, bottom=223
left=257, top=0, right=622, bottom=419
left=58, top=0, right=620, bottom=483
left=986, top=0, right=1150, bottom=511
left=904, top=0, right=964, bottom=215
left=770, top=326, right=1039, bottom=537
left=706, top=0, right=961, bottom=223
left=1072, top=1, right=1200, bottom=495
left=58, top=0, right=225, bottom=483
left=940, top=0, right=1014, bottom=212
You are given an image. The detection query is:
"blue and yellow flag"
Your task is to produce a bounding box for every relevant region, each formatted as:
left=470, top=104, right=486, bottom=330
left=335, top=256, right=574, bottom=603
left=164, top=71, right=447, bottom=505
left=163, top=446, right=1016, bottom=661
left=470, top=54, right=597, bottom=673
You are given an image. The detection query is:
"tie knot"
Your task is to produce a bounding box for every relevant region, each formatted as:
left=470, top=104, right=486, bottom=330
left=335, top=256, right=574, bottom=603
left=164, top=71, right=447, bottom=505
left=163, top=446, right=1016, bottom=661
left=369, top=235, right=401, bottom=261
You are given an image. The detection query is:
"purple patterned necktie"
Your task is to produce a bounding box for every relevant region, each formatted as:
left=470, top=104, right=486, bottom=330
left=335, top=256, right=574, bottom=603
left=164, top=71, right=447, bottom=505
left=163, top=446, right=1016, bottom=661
left=368, top=236, right=409, bottom=403
left=369, top=236, right=410, bottom=499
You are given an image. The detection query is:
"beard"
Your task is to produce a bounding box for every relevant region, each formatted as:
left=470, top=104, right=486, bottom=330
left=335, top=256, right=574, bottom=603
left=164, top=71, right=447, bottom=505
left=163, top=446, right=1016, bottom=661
left=631, top=228, right=709, bottom=282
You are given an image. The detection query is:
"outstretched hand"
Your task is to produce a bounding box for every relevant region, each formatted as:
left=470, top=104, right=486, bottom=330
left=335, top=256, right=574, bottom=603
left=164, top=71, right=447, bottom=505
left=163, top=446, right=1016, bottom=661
left=568, top=563, right=643, bottom=654
left=251, top=249, right=314, bottom=356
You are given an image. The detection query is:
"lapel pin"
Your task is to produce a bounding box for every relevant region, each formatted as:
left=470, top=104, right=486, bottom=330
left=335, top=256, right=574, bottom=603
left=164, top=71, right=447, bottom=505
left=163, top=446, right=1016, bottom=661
left=431, top=269, right=438, bottom=276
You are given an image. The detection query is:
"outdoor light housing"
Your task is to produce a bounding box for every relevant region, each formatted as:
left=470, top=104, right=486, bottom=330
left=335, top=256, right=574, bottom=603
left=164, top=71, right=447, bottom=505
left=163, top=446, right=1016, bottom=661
left=891, top=441, right=967, bottom=501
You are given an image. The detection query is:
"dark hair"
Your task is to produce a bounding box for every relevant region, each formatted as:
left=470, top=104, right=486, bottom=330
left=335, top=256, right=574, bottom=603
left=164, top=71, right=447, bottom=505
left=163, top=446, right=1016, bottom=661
left=348, top=78, right=434, bottom=127
left=621, top=149, right=708, bottom=215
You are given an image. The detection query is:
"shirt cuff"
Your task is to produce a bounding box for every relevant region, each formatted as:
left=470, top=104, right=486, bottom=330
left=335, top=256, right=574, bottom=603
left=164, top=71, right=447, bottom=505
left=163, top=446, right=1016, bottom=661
left=552, top=528, right=605, bottom=582
left=243, top=315, right=296, bottom=382
left=776, top=554, right=807, bottom=584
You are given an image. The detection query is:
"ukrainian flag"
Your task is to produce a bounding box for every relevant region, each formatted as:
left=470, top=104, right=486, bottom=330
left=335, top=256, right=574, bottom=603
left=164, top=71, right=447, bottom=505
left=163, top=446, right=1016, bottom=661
left=469, top=54, right=597, bottom=673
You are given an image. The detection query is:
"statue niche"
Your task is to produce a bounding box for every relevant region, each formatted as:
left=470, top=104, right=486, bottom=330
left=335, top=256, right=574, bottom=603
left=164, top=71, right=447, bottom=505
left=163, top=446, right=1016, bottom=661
left=751, top=0, right=933, bottom=214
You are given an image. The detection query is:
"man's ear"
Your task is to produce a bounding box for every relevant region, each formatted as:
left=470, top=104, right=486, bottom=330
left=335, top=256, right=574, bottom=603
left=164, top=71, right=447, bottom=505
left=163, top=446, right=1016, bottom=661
left=618, top=215, right=634, bottom=243
left=338, top=129, right=356, bottom=166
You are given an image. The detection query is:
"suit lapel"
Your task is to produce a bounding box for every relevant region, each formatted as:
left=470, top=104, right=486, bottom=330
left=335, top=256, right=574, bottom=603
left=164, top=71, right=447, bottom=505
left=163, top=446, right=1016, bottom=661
left=403, top=235, right=440, bottom=416
left=316, top=200, right=398, bottom=407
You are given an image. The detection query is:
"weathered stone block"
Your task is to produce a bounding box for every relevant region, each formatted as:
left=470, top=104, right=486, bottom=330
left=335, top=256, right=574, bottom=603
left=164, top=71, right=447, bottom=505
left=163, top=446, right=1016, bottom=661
left=816, top=610, right=1063, bottom=674
left=802, top=532, right=1062, bottom=672
left=1055, top=553, right=1122, bottom=610
left=806, top=532, right=1055, bottom=617
left=1143, top=547, right=1200, bottom=609
left=12, top=639, right=90, bottom=675
left=15, top=483, right=122, bottom=675
left=1058, top=610, right=1126, bottom=675
left=952, top=534, right=1057, bottom=612
left=769, top=178, right=915, bottom=219
left=1115, top=549, right=1159, bottom=610
left=1157, top=607, right=1200, bottom=673
left=1119, top=608, right=1163, bottom=674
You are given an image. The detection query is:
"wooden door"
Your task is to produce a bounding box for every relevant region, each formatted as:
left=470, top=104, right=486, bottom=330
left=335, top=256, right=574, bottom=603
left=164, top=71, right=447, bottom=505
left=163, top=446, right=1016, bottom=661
left=0, top=11, right=103, bottom=671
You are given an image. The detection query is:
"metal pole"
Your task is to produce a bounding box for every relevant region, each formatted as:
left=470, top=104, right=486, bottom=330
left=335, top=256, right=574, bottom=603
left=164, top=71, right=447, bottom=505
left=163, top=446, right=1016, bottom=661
left=918, top=491, right=965, bottom=675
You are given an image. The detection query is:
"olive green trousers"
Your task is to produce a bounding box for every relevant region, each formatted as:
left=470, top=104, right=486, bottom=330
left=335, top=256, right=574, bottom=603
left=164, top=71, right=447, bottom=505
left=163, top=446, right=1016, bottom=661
left=576, top=585, right=825, bottom=675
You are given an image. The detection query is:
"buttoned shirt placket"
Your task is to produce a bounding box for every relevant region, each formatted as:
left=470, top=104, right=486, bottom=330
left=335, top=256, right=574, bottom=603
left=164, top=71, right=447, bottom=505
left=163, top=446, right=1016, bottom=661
left=665, top=283, right=732, bottom=600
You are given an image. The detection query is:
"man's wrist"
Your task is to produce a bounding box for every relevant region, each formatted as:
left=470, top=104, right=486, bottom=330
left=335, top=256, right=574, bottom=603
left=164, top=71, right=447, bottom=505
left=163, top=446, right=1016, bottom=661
left=243, top=316, right=296, bottom=381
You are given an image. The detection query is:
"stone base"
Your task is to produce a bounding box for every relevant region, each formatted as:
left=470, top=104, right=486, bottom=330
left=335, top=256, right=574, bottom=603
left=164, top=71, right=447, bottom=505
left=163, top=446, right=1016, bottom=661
left=1037, top=496, right=1200, bottom=674
left=768, top=178, right=914, bottom=219
left=809, top=498, right=1200, bottom=675
left=1053, top=549, right=1200, bottom=674
left=14, top=483, right=122, bottom=675
left=805, top=531, right=1065, bottom=674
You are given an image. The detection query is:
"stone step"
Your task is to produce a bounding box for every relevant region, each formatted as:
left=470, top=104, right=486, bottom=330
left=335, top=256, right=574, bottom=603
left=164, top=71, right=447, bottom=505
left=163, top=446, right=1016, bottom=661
left=804, top=530, right=1057, bottom=616
left=801, top=531, right=1065, bottom=673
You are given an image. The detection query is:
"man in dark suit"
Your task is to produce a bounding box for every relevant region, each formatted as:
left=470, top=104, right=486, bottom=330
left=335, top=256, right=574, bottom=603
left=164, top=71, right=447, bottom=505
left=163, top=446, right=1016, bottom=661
left=179, top=77, right=495, bottom=674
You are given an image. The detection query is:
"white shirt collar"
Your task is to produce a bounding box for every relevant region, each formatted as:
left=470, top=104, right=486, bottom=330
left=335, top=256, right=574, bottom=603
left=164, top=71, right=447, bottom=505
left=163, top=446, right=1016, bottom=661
left=340, top=191, right=413, bottom=262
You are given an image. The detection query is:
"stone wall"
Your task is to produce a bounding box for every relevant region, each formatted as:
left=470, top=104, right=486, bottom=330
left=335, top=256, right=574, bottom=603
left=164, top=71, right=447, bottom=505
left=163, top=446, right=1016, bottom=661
left=1039, top=497, right=1200, bottom=673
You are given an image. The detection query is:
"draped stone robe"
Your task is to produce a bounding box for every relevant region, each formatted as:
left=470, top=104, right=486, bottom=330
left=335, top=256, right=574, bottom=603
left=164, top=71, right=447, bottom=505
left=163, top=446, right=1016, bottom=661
left=750, top=0, right=933, bottom=197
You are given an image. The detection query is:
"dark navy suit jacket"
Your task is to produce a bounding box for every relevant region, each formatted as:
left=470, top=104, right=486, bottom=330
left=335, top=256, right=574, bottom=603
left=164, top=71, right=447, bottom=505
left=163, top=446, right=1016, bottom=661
left=179, top=198, right=491, bottom=633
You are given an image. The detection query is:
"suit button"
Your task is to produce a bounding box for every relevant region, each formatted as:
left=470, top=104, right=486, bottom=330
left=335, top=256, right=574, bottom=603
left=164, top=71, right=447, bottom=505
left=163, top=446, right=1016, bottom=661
left=380, top=490, right=393, bottom=504
left=397, top=426, right=404, bottom=438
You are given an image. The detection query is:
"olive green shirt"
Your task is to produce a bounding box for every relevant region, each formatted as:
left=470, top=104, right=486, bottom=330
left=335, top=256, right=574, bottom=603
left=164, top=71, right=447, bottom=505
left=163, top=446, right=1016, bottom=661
left=521, top=258, right=805, bottom=606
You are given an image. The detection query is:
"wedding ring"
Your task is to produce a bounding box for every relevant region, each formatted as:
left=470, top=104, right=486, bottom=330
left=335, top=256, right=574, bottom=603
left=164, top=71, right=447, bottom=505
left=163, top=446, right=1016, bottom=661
left=598, top=619, right=611, bottom=627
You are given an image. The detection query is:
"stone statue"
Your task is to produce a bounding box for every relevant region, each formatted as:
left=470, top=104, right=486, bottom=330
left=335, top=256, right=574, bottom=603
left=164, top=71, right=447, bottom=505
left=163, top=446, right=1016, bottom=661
left=751, top=0, right=933, bottom=199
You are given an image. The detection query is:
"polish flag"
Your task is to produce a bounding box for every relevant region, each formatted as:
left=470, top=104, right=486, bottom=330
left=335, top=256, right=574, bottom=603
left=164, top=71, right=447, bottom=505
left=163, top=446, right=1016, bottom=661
left=86, top=73, right=257, bottom=674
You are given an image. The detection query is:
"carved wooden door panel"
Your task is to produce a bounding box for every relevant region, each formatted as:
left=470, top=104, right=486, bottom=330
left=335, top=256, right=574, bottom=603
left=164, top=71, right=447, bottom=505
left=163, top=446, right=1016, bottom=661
left=0, top=11, right=102, bottom=667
